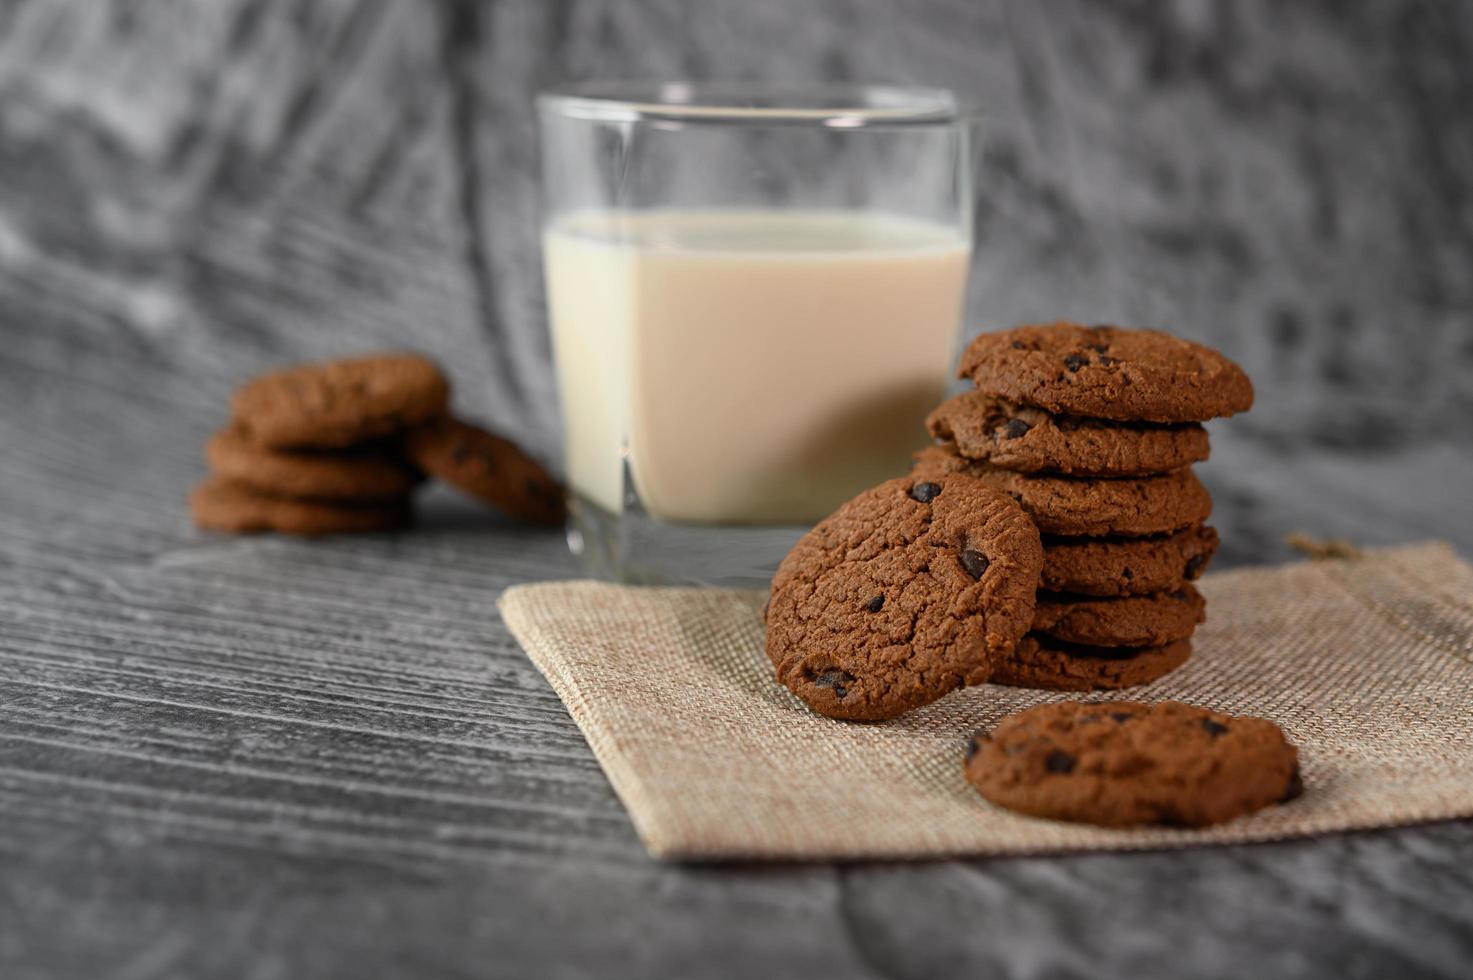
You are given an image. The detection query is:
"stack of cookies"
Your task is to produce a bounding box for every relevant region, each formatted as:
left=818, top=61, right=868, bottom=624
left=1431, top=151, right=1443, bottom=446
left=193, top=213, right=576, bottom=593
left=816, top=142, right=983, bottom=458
left=912, top=322, right=1253, bottom=691
left=191, top=353, right=564, bottom=536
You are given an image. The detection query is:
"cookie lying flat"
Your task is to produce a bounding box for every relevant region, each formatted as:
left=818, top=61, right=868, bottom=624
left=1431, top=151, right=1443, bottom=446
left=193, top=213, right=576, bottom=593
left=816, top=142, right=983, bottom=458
left=404, top=418, right=566, bottom=525
left=1032, top=585, right=1205, bottom=648
left=766, top=474, right=1043, bottom=721
left=1042, top=526, right=1219, bottom=596
left=927, top=391, right=1210, bottom=477
left=190, top=478, right=410, bottom=537
left=958, top=322, right=1254, bottom=423
left=231, top=352, right=449, bottom=449
left=911, top=447, right=1212, bottom=538
left=990, top=635, right=1192, bottom=691
left=964, top=701, right=1302, bottom=827
left=206, top=426, right=420, bottom=502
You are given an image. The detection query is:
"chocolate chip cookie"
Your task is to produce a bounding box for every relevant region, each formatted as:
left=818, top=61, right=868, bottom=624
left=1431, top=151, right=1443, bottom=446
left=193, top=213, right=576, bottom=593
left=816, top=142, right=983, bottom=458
left=927, top=391, right=1210, bottom=477
left=958, top=323, right=1254, bottom=423
left=1041, top=526, right=1219, bottom=596
left=206, top=426, right=420, bottom=502
left=1032, top=585, right=1206, bottom=648
left=911, top=447, right=1212, bottom=537
left=964, top=700, right=1302, bottom=827
left=990, top=635, right=1192, bottom=691
left=404, top=418, right=566, bottom=525
left=231, top=353, right=450, bottom=449
left=766, top=474, right=1043, bottom=721
left=190, top=477, right=411, bottom=537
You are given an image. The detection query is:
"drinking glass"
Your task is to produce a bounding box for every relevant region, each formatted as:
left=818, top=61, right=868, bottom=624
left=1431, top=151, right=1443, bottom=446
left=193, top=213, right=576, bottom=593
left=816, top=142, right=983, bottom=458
left=538, top=83, right=975, bottom=586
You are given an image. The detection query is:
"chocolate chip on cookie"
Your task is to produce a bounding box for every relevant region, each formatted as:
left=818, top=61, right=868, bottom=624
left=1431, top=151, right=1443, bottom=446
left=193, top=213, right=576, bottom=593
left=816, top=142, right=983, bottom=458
left=1041, top=526, right=1219, bottom=596
left=912, top=447, right=1212, bottom=538
left=990, top=634, right=1192, bottom=691
left=927, top=391, right=1211, bottom=477
left=190, top=477, right=411, bottom=537
left=1031, top=585, right=1206, bottom=648
left=765, top=474, right=1043, bottom=721
left=958, top=323, right=1254, bottom=423
left=404, top=418, right=566, bottom=526
left=231, top=352, right=450, bottom=449
left=205, top=425, right=420, bottom=502
left=964, top=700, right=1301, bottom=827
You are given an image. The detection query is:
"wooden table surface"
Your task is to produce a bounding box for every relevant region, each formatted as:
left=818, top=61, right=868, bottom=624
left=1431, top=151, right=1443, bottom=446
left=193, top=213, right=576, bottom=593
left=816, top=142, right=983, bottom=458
left=4, top=2, right=1473, bottom=976
left=3, top=329, right=1472, bottom=980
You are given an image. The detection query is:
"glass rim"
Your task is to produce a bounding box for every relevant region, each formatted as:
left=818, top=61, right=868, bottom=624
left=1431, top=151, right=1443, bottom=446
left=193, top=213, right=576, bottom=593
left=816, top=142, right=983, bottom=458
left=537, top=81, right=975, bottom=128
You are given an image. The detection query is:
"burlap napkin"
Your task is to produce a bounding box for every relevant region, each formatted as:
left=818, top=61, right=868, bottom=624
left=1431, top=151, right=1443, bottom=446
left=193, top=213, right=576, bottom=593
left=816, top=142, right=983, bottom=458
left=498, top=542, right=1473, bottom=861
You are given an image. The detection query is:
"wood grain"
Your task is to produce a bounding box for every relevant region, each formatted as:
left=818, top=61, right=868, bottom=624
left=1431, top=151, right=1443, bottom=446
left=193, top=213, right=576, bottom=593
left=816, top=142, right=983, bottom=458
left=2, top=1, right=1472, bottom=977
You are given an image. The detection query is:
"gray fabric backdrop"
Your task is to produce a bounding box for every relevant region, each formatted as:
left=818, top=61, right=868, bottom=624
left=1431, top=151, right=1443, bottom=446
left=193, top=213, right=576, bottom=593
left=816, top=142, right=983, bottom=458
left=3, top=0, right=1470, bottom=456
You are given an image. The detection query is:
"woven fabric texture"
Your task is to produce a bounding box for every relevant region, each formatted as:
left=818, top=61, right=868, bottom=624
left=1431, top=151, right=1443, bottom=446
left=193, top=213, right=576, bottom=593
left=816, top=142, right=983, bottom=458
left=499, top=543, right=1473, bottom=861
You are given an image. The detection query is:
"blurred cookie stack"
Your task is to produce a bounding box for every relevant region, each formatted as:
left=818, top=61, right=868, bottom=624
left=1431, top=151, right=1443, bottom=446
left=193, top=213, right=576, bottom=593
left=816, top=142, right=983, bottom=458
left=912, top=322, right=1252, bottom=691
left=191, top=353, right=564, bottom=536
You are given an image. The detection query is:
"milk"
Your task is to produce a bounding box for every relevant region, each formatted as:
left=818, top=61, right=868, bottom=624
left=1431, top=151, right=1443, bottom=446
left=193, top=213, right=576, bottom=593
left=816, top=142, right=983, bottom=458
left=543, top=210, right=970, bottom=525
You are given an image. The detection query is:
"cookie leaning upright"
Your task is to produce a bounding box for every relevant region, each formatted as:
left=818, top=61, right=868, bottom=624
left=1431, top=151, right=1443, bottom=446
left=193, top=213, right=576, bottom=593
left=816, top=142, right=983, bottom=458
left=766, top=474, right=1042, bottom=721
left=231, top=353, right=450, bottom=449
left=405, top=418, right=566, bottom=526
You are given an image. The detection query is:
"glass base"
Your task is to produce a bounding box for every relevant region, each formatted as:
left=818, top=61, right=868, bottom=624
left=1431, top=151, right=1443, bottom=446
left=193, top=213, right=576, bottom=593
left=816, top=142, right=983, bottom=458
left=566, top=493, right=809, bottom=589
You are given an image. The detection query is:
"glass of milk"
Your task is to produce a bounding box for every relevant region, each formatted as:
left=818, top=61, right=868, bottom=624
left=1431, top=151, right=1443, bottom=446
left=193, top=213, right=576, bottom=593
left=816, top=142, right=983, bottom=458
left=538, top=83, right=974, bottom=585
